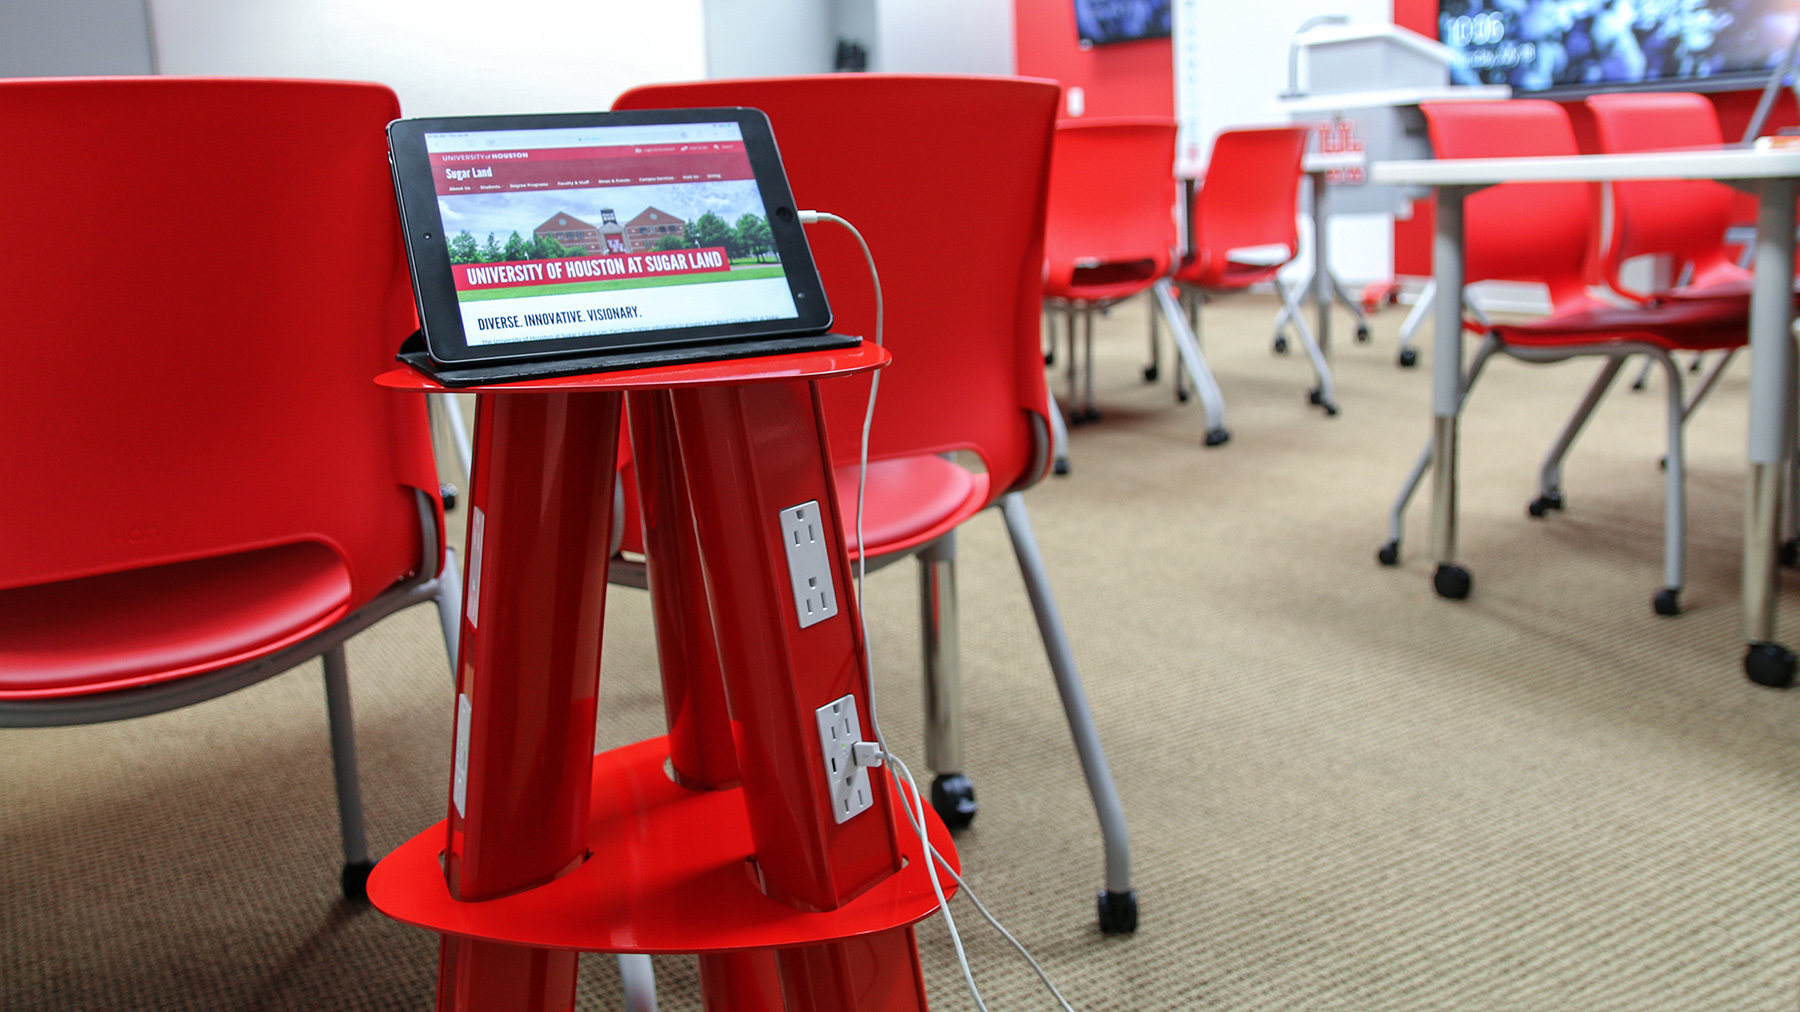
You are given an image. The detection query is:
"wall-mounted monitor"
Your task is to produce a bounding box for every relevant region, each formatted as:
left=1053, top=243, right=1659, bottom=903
left=1439, top=0, right=1799, bottom=96
left=1074, top=0, right=1171, bottom=48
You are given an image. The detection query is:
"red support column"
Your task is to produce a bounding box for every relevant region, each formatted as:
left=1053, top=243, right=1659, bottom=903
left=437, top=390, right=624, bottom=1012
left=671, top=378, right=927, bottom=1012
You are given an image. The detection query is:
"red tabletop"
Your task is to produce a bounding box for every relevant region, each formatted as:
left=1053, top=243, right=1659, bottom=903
left=377, top=342, right=888, bottom=395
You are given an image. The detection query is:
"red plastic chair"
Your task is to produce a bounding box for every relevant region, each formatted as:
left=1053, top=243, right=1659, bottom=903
left=1042, top=118, right=1235, bottom=446
left=615, top=75, right=1137, bottom=932
left=1172, top=125, right=1337, bottom=416
left=1378, top=99, right=1747, bottom=615
left=0, top=78, right=461, bottom=901
left=1587, top=92, right=1746, bottom=301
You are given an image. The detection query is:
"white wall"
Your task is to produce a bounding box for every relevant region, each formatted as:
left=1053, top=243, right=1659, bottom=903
left=148, top=0, right=705, bottom=117
left=703, top=0, right=835, bottom=78
left=875, top=0, right=1013, bottom=74
left=1183, top=0, right=1395, bottom=285
left=699, top=0, right=1012, bottom=78
left=0, top=0, right=155, bottom=77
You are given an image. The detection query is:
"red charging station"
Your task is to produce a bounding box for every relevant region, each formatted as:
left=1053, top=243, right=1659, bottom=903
left=370, top=343, right=958, bottom=1012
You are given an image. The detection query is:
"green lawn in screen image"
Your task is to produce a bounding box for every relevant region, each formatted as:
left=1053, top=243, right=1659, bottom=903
left=457, top=264, right=787, bottom=302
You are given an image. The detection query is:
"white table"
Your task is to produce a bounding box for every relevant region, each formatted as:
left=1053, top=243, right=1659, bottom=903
left=1370, top=147, right=1800, bottom=685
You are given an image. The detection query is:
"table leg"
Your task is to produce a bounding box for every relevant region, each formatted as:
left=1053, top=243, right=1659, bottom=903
left=1429, top=187, right=1472, bottom=600
left=1743, top=178, right=1798, bottom=687
left=436, top=390, right=624, bottom=1012
left=1313, top=170, right=1333, bottom=355
left=670, top=378, right=927, bottom=1012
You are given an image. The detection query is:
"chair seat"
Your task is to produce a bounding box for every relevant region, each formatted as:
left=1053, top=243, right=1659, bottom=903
left=1175, top=259, right=1283, bottom=291
left=1046, top=258, right=1164, bottom=305
left=833, top=455, right=989, bottom=560
left=1490, top=296, right=1747, bottom=352
left=0, top=541, right=351, bottom=698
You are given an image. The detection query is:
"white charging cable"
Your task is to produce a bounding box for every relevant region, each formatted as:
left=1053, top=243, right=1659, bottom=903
left=800, top=209, right=1079, bottom=1012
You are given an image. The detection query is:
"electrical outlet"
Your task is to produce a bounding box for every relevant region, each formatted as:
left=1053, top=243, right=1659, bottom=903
left=780, top=500, right=837, bottom=629
left=815, top=694, right=874, bottom=824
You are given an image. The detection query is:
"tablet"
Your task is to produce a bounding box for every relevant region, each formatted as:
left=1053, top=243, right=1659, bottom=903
left=387, top=108, right=839, bottom=373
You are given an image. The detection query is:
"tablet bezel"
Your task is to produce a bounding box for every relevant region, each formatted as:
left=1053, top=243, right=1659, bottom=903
left=387, top=107, right=833, bottom=367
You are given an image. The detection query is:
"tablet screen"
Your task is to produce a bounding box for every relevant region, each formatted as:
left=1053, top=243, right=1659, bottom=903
left=423, top=122, right=799, bottom=348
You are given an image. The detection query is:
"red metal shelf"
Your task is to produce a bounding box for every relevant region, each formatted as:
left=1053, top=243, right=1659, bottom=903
left=368, top=735, right=958, bottom=954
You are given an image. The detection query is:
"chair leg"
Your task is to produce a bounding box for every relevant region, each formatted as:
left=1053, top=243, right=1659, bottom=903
left=434, top=392, right=474, bottom=486
left=918, top=533, right=975, bottom=830
left=1653, top=350, right=1688, bottom=616
left=998, top=492, right=1136, bottom=935
left=1270, top=271, right=1300, bottom=355
left=1078, top=308, right=1100, bottom=423
left=1144, top=293, right=1162, bottom=382
left=1378, top=335, right=1499, bottom=567
left=435, top=547, right=464, bottom=676
left=618, top=953, right=658, bottom=1012
left=1332, top=272, right=1372, bottom=342
left=1045, top=386, right=1072, bottom=476
left=1630, top=354, right=1657, bottom=392
left=1681, top=348, right=1738, bottom=423
left=1063, top=307, right=1080, bottom=420
left=1532, top=356, right=1628, bottom=518
left=1395, top=279, right=1432, bottom=368
left=1153, top=280, right=1229, bottom=446
left=321, top=644, right=374, bottom=902
left=1274, top=274, right=1338, bottom=415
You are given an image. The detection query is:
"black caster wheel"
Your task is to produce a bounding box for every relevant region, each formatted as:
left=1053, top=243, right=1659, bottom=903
left=1044, top=349, right=1055, bottom=366
left=1203, top=427, right=1231, bottom=447
left=1653, top=588, right=1681, bottom=617
left=1397, top=348, right=1418, bottom=368
left=1527, top=491, right=1564, bottom=518
left=1377, top=541, right=1400, bottom=566
left=1781, top=539, right=1799, bottom=568
left=1658, top=456, right=1667, bottom=472
left=930, top=773, right=978, bottom=830
left=1073, top=407, right=1102, bottom=425
left=1356, top=324, right=1371, bottom=343
left=1272, top=336, right=1290, bottom=354
left=341, top=859, right=376, bottom=904
left=1321, top=401, right=1340, bottom=417
left=1745, top=642, right=1798, bottom=689
left=1631, top=376, right=1646, bottom=392
left=1097, top=889, right=1138, bottom=935
left=1175, top=387, right=1190, bottom=403
left=1308, top=387, right=1322, bottom=405
left=1142, top=365, right=1159, bottom=382
left=1433, top=563, right=1472, bottom=600
left=439, top=483, right=459, bottom=512
left=1052, top=458, right=1070, bottom=477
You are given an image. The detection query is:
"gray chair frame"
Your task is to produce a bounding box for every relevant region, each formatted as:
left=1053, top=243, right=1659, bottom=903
left=0, top=488, right=462, bottom=901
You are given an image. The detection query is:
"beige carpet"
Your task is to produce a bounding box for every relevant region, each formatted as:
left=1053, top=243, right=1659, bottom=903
left=6, top=294, right=1800, bottom=1011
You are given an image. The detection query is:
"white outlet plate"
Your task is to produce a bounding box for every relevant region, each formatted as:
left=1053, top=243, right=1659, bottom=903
left=815, top=693, right=874, bottom=824
left=779, top=500, right=837, bottom=629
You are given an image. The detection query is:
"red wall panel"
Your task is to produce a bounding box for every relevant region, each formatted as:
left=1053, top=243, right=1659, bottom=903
left=1012, top=0, right=1173, bottom=120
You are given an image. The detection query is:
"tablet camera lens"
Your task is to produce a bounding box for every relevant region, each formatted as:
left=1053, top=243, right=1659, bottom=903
left=776, top=206, right=793, bottom=221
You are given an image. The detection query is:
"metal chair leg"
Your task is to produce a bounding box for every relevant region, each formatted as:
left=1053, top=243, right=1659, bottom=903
left=1681, top=348, right=1738, bottom=422
left=1274, top=275, right=1338, bottom=415
left=1332, top=272, right=1372, bottom=341
left=1395, top=279, right=1433, bottom=368
left=1653, top=349, right=1688, bottom=616
left=1532, top=356, right=1628, bottom=516
left=435, top=548, right=463, bottom=676
left=1379, top=335, right=1499, bottom=566
left=1144, top=293, right=1162, bottom=382
left=918, top=532, right=975, bottom=829
left=618, top=953, right=658, bottom=1012
left=1045, top=386, right=1072, bottom=476
left=1153, top=281, right=1229, bottom=445
left=322, top=643, right=374, bottom=903
left=1080, top=308, right=1099, bottom=423
left=998, top=492, right=1136, bottom=934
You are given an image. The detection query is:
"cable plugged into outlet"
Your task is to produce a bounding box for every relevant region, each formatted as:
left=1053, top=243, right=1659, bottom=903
left=815, top=694, right=876, bottom=824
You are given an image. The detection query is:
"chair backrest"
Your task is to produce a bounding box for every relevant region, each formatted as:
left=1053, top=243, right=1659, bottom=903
left=1043, top=117, right=1179, bottom=295
left=615, top=76, right=1061, bottom=493
left=0, top=78, right=439, bottom=604
left=1585, top=92, right=1739, bottom=297
left=1421, top=99, right=1595, bottom=305
left=1185, top=126, right=1308, bottom=286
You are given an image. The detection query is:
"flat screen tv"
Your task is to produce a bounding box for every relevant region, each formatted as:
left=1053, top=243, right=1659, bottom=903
left=1439, top=0, right=1800, bottom=95
left=1074, top=0, right=1171, bottom=47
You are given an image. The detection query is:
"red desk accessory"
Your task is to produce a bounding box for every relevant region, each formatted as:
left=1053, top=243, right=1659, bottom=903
left=370, top=343, right=957, bottom=1012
